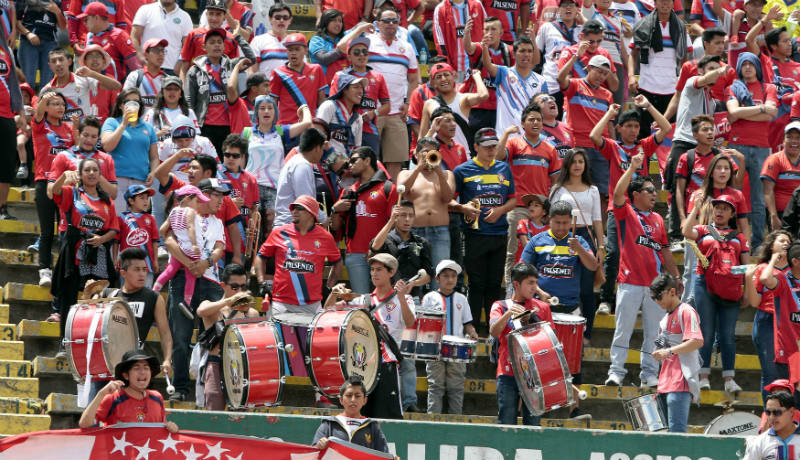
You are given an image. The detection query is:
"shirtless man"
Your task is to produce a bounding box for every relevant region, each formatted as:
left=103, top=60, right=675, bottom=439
left=418, top=65, right=488, bottom=156
left=196, top=263, right=259, bottom=410
left=397, top=137, right=455, bottom=287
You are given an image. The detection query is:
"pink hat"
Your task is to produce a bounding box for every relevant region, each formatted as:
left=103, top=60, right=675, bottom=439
left=289, top=195, right=320, bottom=220
left=176, top=185, right=211, bottom=202
left=143, top=38, right=169, bottom=52
left=78, top=44, right=112, bottom=69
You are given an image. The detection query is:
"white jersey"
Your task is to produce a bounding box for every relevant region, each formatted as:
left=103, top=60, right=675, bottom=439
left=742, top=426, right=800, bottom=460
left=250, top=32, right=288, bottom=79
left=536, top=21, right=582, bottom=95
left=366, top=32, right=419, bottom=115
left=492, top=65, right=548, bottom=134
left=132, top=3, right=193, bottom=70
left=421, top=290, right=472, bottom=337
left=158, top=136, right=218, bottom=182
left=42, top=74, right=99, bottom=120
left=358, top=292, right=416, bottom=362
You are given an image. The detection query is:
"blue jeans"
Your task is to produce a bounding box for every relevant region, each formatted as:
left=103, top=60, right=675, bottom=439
left=730, top=143, right=770, bottom=251
left=660, top=391, right=691, bottom=432
left=681, top=246, right=697, bottom=304
left=583, top=147, right=610, bottom=195
left=752, top=309, right=777, bottom=403
left=407, top=25, right=428, bottom=59
left=694, top=275, right=738, bottom=377
left=169, top=271, right=223, bottom=396
left=18, top=38, right=57, bottom=90
left=345, top=253, right=371, bottom=293
left=600, top=211, right=619, bottom=307
left=412, top=225, right=450, bottom=289
left=497, top=375, right=541, bottom=425
left=400, top=358, right=418, bottom=408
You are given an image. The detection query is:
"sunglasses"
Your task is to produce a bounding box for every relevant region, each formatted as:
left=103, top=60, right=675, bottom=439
left=351, top=48, right=369, bottom=56
left=640, top=186, right=656, bottom=194
left=227, top=282, right=246, bottom=290
left=272, top=14, right=291, bottom=20
left=171, top=126, right=196, bottom=138
left=379, top=17, right=399, bottom=24
left=349, top=156, right=362, bottom=165
left=223, top=152, right=242, bottom=159
left=765, top=409, right=787, bottom=416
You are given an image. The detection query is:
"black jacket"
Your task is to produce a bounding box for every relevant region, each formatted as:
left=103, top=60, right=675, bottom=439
left=312, top=416, right=390, bottom=453
left=781, top=185, right=800, bottom=239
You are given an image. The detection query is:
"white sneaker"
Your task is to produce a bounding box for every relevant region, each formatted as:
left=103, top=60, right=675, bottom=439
left=670, top=242, right=685, bottom=252
left=38, top=268, right=52, bottom=287
left=157, top=246, right=168, bottom=259
left=640, top=376, right=659, bottom=389
left=699, top=378, right=711, bottom=390
left=724, top=379, right=742, bottom=394
left=605, top=374, right=623, bottom=386
left=597, top=302, right=611, bottom=315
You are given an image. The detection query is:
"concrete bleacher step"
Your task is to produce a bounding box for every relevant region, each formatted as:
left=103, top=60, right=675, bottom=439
left=583, top=347, right=760, bottom=370
left=0, top=397, right=42, bottom=415
left=0, top=377, right=38, bottom=398
left=0, top=414, right=50, bottom=434
left=0, top=249, right=57, bottom=268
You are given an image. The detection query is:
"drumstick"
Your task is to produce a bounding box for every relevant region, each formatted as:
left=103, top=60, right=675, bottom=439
left=571, top=209, right=580, bottom=235
left=573, top=384, right=587, bottom=400
left=406, top=269, right=427, bottom=285
left=165, top=374, right=175, bottom=395
left=397, top=184, right=406, bottom=203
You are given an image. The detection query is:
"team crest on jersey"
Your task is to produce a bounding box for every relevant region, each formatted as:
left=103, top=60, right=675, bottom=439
left=456, top=302, right=462, bottom=310
left=497, top=174, right=505, bottom=182
left=314, top=240, right=321, bottom=248
left=126, top=228, right=150, bottom=247
left=173, top=17, right=181, bottom=23
left=370, top=190, right=379, bottom=199
left=509, top=74, right=517, bottom=84
left=310, top=74, right=315, bottom=80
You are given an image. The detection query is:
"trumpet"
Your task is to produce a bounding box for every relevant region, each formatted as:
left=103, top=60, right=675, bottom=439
left=245, top=210, right=262, bottom=262
left=426, top=150, right=441, bottom=168
left=463, top=198, right=481, bottom=230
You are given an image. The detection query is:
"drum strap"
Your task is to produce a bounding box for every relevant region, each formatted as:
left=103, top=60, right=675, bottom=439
left=79, top=309, right=103, bottom=407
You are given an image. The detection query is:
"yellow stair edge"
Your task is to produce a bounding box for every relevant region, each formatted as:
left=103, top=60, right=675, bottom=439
left=0, top=305, right=9, bottom=324
left=19, top=319, right=197, bottom=343
left=592, top=314, right=753, bottom=336
left=0, top=397, right=42, bottom=414
left=0, top=414, right=50, bottom=434
left=0, top=360, right=32, bottom=378
left=7, top=188, right=35, bottom=204
left=0, top=377, right=39, bottom=398
left=0, top=220, right=42, bottom=235
left=0, top=249, right=58, bottom=267
left=0, top=342, right=25, bottom=360
left=583, top=347, right=761, bottom=370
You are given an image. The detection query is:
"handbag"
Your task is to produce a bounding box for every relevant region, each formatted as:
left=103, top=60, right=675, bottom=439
left=562, top=186, right=606, bottom=289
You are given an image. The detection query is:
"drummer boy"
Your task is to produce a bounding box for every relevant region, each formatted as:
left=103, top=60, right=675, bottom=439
left=489, top=262, right=553, bottom=426
left=421, top=260, right=478, bottom=415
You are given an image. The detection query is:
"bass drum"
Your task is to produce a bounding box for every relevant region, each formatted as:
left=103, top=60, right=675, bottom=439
left=307, top=308, right=380, bottom=399
left=704, top=411, right=761, bottom=436
left=222, top=321, right=285, bottom=409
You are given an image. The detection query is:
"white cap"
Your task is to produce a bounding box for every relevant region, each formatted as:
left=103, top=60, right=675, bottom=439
left=786, top=121, right=800, bottom=134
left=588, top=54, right=611, bottom=69
left=435, top=259, right=462, bottom=277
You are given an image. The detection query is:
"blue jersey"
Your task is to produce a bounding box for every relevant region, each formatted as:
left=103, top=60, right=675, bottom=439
left=453, top=158, right=515, bottom=235
left=521, top=229, right=591, bottom=306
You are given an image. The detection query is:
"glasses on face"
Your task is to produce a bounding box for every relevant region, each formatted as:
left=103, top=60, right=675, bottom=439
left=349, top=156, right=361, bottom=165
left=272, top=14, right=291, bottom=21
left=641, top=186, right=656, bottom=194
left=765, top=409, right=787, bottom=417
left=351, top=48, right=369, bottom=56
left=227, top=282, right=246, bottom=290
left=223, top=152, right=242, bottom=159
left=379, top=17, right=399, bottom=24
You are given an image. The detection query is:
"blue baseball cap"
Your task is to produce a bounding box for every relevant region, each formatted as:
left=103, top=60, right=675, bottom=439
left=329, top=73, right=367, bottom=100
left=124, top=184, right=155, bottom=202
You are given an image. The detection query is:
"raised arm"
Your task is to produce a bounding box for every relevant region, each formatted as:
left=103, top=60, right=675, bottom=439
left=613, top=152, right=643, bottom=207
left=591, top=103, right=619, bottom=147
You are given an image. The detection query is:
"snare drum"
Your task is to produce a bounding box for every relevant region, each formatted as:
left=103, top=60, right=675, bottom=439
left=400, top=312, right=444, bottom=361
left=508, top=322, right=574, bottom=415
left=551, top=313, right=586, bottom=375
left=440, top=336, right=477, bottom=363
left=704, top=411, right=761, bottom=436
left=307, top=308, right=380, bottom=399
left=222, top=321, right=285, bottom=409
left=64, top=299, right=139, bottom=382
left=624, top=394, right=668, bottom=431
left=272, top=312, right=316, bottom=377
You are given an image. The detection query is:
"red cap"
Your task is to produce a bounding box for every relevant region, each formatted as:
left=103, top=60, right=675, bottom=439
left=143, top=38, right=169, bottom=52
left=77, top=2, right=109, bottom=19
left=765, top=379, right=794, bottom=393
left=283, top=33, right=308, bottom=47
left=430, top=62, right=455, bottom=80
left=711, top=194, right=737, bottom=214
left=289, top=195, right=320, bottom=220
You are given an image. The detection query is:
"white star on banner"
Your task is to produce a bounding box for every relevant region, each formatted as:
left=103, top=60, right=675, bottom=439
left=204, top=441, right=230, bottom=460
left=159, top=434, right=182, bottom=453
left=134, top=439, right=156, bottom=460
left=225, top=453, right=243, bottom=460
left=110, top=433, right=132, bottom=456
left=181, top=445, right=203, bottom=460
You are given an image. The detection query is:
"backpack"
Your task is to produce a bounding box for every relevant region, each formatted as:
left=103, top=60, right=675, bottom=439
left=703, top=225, right=744, bottom=302
left=488, top=301, right=508, bottom=364
left=664, top=149, right=695, bottom=193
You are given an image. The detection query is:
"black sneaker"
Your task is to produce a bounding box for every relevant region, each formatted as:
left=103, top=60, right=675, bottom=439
left=0, top=205, right=17, bottom=220
left=177, top=301, right=194, bottom=320
left=569, top=407, right=592, bottom=420
left=168, top=392, right=186, bottom=402
left=405, top=404, right=422, bottom=413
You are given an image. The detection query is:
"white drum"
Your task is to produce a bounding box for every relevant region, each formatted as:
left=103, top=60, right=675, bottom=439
left=704, top=412, right=761, bottom=436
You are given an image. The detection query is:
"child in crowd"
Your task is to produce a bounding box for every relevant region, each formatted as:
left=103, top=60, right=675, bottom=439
left=117, top=185, right=160, bottom=287
left=312, top=377, right=392, bottom=455
left=423, top=260, right=479, bottom=415
left=152, top=185, right=207, bottom=314
left=515, top=194, right=550, bottom=264
left=78, top=349, right=179, bottom=431
left=15, top=84, right=35, bottom=182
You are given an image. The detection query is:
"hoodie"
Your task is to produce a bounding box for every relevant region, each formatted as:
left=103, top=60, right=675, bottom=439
left=311, top=416, right=390, bottom=453
left=730, top=52, right=764, bottom=107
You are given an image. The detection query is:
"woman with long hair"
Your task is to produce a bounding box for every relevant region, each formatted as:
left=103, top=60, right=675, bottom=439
left=682, top=187, right=750, bottom=394
left=143, top=76, right=199, bottom=141
left=309, top=9, right=349, bottom=84
left=549, top=148, right=603, bottom=344
left=681, top=153, right=749, bottom=303
left=50, top=157, right=119, bottom=358
left=101, top=88, right=159, bottom=213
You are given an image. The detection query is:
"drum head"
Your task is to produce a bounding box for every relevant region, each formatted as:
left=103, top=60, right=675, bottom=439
left=508, top=327, right=544, bottom=415
left=704, top=411, right=761, bottom=436
left=341, top=310, right=380, bottom=395
left=101, top=301, right=139, bottom=374
left=222, top=325, right=246, bottom=408
left=552, top=313, right=586, bottom=325
left=272, top=312, right=315, bottom=327
left=442, top=335, right=476, bottom=345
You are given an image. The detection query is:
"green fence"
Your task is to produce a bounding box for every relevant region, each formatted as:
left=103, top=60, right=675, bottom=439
left=166, top=409, right=748, bottom=460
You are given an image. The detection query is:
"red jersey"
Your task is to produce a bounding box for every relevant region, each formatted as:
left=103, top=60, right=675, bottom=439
left=563, top=78, right=613, bottom=148
left=95, top=389, right=166, bottom=425
left=557, top=45, right=616, bottom=88
left=504, top=136, right=561, bottom=199
left=258, top=223, right=341, bottom=305
left=49, top=148, right=117, bottom=186
left=89, top=87, right=117, bottom=123
left=769, top=271, right=800, bottom=363
left=515, top=219, right=548, bottom=262
left=693, top=224, right=749, bottom=275
left=675, top=149, right=739, bottom=203
left=435, top=135, right=469, bottom=171
left=68, top=0, right=126, bottom=46
left=613, top=202, right=668, bottom=287
left=689, top=0, right=741, bottom=29
left=433, top=0, right=485, bottom=72
left=463, top=43, right=514, bottom=111
left=657, top=303, right=704, bottom=394
left=85, top=26, right=138, bottom=80
left=725, top=81, right=778, bottom=148
left=763, top=54, right=800, bottom=151
left=481, top=0, right=530, bottom=43
left=217, top=165, right=259, bottom=224
left=181, top=27, right=239, bottom=64
left=204, top=62, right=230, bottom=126
left=340, top=180, right=398, bottom=254
left=761, top=151, right=800, bottom=212
left=117, top=211, right=160, bottom=272
left=687, top=186, right=748, bottom=218
left=322, top=0, right=365, bottom=30
left=55, top=185, right=119, bottom=260
left=331, top=68, right=390, bottom=137
left=383, top=0, right=421, bottom=28
left=489, top=298, right=553, bottom=377
left=754, top=262, right=790, bottom=315
left=270, top=63, right=327, bottom=125
left=0, top=49, right=14, bottom=119
left=32, top=119, right=74, bottom=182
left=675, top=58, right=736, bottom=102
left=600, top=135, right=659, bottom=210
left=408, top=82, right=436, bottom=153
left=540, top=121, right=573, bottom=160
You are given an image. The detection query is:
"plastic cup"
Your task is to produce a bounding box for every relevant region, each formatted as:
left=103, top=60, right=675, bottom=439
left=124, top=101, right=139, bottom=124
